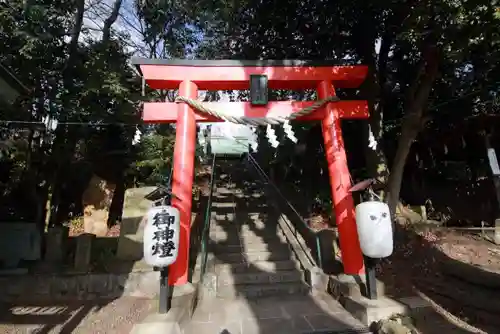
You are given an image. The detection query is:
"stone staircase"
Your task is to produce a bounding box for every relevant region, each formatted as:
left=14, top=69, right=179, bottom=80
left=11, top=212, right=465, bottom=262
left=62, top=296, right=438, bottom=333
left=181, top=163, right=372, bottom=334
left=206, top=186, right=310, bottom=300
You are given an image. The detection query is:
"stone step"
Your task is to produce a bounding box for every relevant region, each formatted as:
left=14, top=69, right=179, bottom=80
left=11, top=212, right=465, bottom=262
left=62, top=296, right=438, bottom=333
left=211, top=202, right=237, bottom=208
left=209, top=231, right=283, bottom=239
left=209, top=224, right=281, bottom=232
left=209, top=229, right=285, bottom=240
left=215, top=249, right=293, bottom=263
left=213, top=259, right=301, bottom=274
left=217, top=270, right=303, bottom=286
left=216, top=197, right=265, bottom=205
left=216, top=282, right=310, bottom=299
left=211, top=213, right=271, bottom=224
left=208, top=242, right=290, bottom=254
left=208, top=235, right=286, bottom=245
left=214, top=187, right=239, bottom=194
left=209, top=237, right=286, bottom=247
left=209, top=224, right=280, bottom=231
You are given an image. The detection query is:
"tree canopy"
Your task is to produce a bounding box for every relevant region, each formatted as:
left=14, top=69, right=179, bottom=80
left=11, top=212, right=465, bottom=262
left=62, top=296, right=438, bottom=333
left=0, top=0, right=499, bottom=227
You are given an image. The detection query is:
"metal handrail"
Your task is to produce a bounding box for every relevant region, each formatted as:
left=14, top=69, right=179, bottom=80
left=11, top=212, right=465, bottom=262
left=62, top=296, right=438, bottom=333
left=199, top=154, right=217, bottom=278
left=201, top=132, right=325, bottom=270
left=246, top=153, right=323, bottom=269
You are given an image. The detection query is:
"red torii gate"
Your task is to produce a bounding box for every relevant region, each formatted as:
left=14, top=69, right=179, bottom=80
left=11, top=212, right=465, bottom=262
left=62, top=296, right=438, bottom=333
left=133, top=59, right=369, bottom=285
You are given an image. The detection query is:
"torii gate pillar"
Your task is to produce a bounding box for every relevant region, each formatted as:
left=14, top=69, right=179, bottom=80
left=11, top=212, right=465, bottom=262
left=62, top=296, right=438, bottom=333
left=134, top=59, right=369, bottom=285
left=318, top=81, right=361, bottom=272
left=170, top=81, right=198, bottom=285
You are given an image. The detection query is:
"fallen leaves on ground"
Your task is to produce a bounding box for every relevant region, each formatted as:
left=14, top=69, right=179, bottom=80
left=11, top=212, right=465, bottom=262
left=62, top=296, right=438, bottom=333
left=376, top=221, right=500, bottom=332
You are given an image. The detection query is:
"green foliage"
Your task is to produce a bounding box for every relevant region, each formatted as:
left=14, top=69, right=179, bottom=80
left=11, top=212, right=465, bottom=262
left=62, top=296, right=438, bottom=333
left=0, top=0, right=499, bottom=225
left=193, top=0, right=500, bottom=216
left=0, top=0, right=143, bottom=223
left=131, top=131, right=175, bottom=186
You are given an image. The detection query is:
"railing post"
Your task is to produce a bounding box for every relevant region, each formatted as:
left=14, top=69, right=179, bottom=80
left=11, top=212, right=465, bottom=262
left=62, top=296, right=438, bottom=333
left=317, top=80, right=364, bottom=275
left=169, top=80, right=198, bottom=285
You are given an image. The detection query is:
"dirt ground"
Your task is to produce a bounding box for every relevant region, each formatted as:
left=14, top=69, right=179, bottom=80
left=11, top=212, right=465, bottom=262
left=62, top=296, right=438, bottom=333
left=378, top=223, right=500, bottom=289
left=374, top=222, right=500, bottom=332
left=431, top=229, right=500, bottom=271
left=68, top=223, right=119, bottom=237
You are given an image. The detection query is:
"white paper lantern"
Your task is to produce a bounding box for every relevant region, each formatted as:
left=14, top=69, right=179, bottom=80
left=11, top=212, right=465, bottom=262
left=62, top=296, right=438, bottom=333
left=143, top=205, right=180, bottom=267
left=355, top=201, right=393, bottom=258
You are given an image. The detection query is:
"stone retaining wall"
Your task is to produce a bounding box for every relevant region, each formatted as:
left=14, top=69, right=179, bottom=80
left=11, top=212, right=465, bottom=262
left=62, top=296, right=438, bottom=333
left=0, top=270, right=160, bottom=301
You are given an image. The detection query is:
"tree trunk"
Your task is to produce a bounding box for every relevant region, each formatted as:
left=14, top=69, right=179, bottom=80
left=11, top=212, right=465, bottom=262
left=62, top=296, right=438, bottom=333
left=362, top=66, right=390, bottom=192
left=108, top=173, right=125, bottom=227
left=386, top=42, right=439, bottom=216
left=386, top=118, right=421, bottom=215
left=355, top=31, right=393, bottom=196
left=48, top=133, right=79, bottom=226
left=47, top=0, right=85, bottom=226
left=101, top=0, right=123, bottom=44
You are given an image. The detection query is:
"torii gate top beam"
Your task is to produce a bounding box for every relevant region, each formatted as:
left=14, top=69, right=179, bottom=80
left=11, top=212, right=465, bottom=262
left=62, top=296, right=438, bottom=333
left=131, top=58, right=368, bottom=91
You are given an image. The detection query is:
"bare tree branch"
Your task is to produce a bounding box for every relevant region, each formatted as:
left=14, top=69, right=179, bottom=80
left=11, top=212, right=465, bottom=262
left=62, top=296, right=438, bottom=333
left=102, top=0, right=123, bottom=44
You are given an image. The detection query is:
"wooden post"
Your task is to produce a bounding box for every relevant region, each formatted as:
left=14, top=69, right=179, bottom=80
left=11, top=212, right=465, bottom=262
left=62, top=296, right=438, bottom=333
left=484, top=134, right=500, bottom=244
